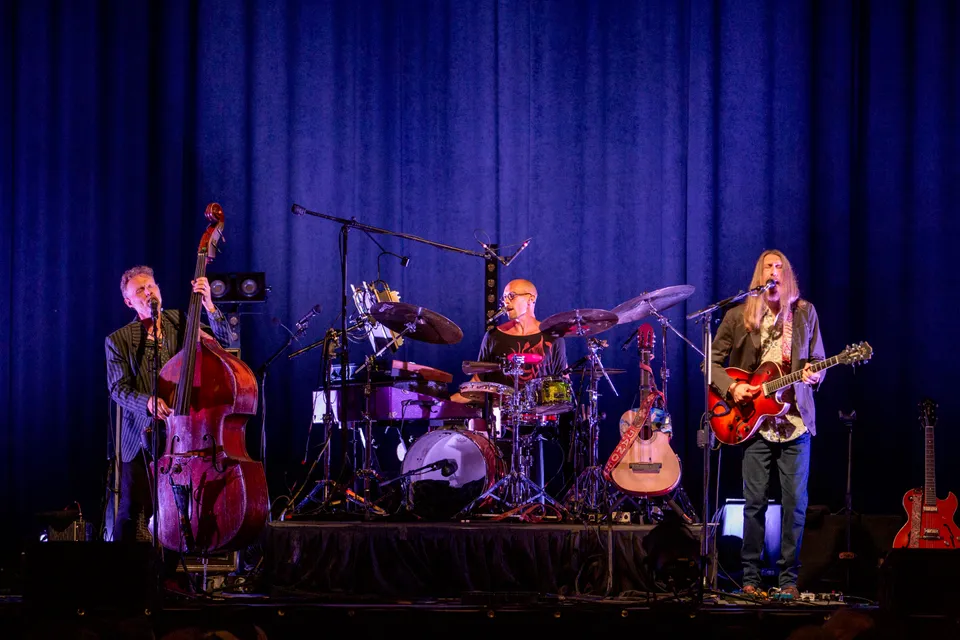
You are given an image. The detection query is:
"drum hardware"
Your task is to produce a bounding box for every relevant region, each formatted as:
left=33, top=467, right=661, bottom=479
left=353, top=304, right=457, bottom=515
left=563, top=337, right=623, bottom=518
left=289, top=205, right=521, bottom=520
left=455, top=354, right=570, bottom=519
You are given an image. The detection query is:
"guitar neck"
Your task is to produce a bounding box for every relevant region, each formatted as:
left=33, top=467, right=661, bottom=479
left=765, top=355, right=838, bottom=393
left=924, top=421, right=937, bottom=507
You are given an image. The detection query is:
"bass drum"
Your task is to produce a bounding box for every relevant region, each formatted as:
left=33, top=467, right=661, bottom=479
left=402, top=429, right=504, bottom=519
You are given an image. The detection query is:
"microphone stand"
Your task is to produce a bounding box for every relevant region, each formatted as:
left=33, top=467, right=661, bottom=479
left=148, top=302, right=163, bottom=588
left=254, top=312, right=318, bottom=521
left=686, top=285, right=760, bottom=600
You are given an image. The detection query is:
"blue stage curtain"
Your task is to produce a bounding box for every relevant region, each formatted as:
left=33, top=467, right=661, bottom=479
left=2, top=0, right=958, bottom=553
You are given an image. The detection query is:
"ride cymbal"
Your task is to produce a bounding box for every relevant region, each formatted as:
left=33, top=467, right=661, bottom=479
left=611, top=284, right=695, bottom=325
left=369, top=301, right=463, bottom=345
left=538, top=309, right=619, bottom=340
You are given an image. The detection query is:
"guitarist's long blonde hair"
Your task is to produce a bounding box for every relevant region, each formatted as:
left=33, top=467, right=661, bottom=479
left=743, top=249, right=800, bottom=333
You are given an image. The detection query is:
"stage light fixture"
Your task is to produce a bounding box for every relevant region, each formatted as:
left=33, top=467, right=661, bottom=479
left=207, top=272, right=267, bottom=303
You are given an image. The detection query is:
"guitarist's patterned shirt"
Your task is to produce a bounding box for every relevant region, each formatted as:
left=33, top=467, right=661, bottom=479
left=757, top=309, right=807, bottom=443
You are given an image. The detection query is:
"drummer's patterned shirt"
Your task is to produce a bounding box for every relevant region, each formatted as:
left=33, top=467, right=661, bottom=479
left=475, top=329, right=567, bottom=389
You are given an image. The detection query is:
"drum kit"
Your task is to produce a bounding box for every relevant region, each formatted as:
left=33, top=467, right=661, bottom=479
left=301, top=283, right=699, bottom=523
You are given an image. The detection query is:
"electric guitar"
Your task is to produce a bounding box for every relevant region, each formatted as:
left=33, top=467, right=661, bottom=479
left=708, top=342, right=873, bottom=445
left=893, top=399, right=960, bottom=549
left=606, top=324, right=681, bottom=497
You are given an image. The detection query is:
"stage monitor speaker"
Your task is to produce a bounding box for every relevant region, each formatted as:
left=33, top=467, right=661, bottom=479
left=21, top=542, right=160, bottom=615
left=878, top=548, right=960, bottom=614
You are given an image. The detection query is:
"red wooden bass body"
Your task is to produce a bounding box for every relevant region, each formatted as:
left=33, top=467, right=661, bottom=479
left=154, top=203, right=268, bottom=554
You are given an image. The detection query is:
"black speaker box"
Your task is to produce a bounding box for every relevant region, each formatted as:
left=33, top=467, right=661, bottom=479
left=878, top=548, right=960, bottom=614
left=21, top=542, right=160, bottom=615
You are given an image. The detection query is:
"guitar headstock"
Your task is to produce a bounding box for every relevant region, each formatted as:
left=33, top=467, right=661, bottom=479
left=637, top=323, right=655, bottom=351
left=919, top=398, right=937, bottom=428
left=838, top=341, right=872, bottom=366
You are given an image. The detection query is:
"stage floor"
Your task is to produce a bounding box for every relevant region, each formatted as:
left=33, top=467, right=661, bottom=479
left=6, top=517, right=958, bottom=639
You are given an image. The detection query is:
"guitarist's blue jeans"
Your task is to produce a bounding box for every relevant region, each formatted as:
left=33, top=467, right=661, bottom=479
left=741, top=432, right=811, bottom=589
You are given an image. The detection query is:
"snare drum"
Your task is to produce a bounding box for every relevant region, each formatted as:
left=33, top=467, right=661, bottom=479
left=401, top=429, right=505, bottom=519
left=526, top=376, right=575, bottom=415
left=458, top=381, right=515, bottom=406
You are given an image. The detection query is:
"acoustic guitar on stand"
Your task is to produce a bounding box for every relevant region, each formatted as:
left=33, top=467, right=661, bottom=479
left=708, top=342, right=873, bottom=446
left=607, top=323, right=681, bottom=497
left=893, top=399, right=960, bottom=549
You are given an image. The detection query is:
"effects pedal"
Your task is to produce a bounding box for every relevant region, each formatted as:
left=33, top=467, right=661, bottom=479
left=816, top=592, right=845, bottom=602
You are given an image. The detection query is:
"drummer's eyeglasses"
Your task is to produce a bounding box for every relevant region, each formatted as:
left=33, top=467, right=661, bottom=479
left=502, top=292, right=534, bottom=303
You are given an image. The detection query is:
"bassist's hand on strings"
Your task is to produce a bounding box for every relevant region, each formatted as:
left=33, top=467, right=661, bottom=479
left=729, top=382, right=761, bottom=404
left=147, top=396, right=172, bottom=420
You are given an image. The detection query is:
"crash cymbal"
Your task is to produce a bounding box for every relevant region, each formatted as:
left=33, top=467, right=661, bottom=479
left=611, top=284, right=695, bottom=325
left=369, top=301, right=463, bottom=345
left=462, top=360, right=501, bottom=375
left=538, top=309, right=619, bottom=340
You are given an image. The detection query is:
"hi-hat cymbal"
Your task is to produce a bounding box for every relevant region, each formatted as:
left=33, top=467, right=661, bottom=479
left=369, top=302, right=463, bottom=345
left=462, top=360, right=500, bottom=375
left=538, top=309, right=619, bottom=339
left=611, top=284, right=695, bottom=325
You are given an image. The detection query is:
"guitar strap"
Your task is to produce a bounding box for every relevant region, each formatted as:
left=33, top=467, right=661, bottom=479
left=603, top=389, right=663, bottom=481
left=781, top=303, right=793, bottom=366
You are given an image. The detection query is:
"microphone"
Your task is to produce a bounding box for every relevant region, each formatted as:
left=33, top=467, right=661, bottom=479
left=294, top=303, right=322, bottom=333
left=291, top=204, right=307, bottom=216
left=440, top=459, right=458, bottom=477
left=749, top=279, right=778, bottom=296
left=501, top=238, right=532, bottom=267
left=148, top=295, right=160, bottom=319
left=486, top=305, right=509, bottom=327
left=477, top=239, right=500, bottom=262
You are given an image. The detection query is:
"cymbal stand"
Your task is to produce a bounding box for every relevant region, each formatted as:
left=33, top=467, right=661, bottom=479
left=564, top=337, right=621, bottom=518
left=457, top=355, right=568, bottom=518
left=353, top=315, right=420, bottom=518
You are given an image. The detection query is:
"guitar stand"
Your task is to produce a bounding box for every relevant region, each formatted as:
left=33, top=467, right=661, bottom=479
left=830, top=409, right=858, bottom=592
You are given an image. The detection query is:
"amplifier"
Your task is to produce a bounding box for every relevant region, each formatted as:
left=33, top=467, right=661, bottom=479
left=35, top=510, right=93, bottom=542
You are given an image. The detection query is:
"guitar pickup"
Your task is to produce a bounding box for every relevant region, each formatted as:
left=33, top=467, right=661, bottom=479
left=628, top=462, right=662, bottom=473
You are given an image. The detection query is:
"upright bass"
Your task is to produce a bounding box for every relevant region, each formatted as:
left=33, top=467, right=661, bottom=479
left=155, top=203, right=269, bottom=553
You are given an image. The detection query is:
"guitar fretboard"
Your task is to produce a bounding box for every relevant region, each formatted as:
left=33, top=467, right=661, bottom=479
left=764, top=354, right=840, bottom=394
left=925, top=422, right=937, bottom=507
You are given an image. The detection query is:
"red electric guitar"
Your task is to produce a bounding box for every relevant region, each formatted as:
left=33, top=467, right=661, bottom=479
left=606, top=324, right=681, bottom=497
left=708, top=342, right=873, bottom=445
left=893, top=399, right=960, bottom=549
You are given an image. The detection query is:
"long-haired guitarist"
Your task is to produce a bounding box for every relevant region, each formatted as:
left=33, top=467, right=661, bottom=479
left=708, top=249, right=826, bottom=599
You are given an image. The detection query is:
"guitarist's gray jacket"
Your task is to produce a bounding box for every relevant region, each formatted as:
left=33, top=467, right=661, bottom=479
left=708, top=300, right=826, bottom=436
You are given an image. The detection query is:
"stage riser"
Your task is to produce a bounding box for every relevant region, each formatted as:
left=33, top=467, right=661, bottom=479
left=262, top=522, right=711, bottom=598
